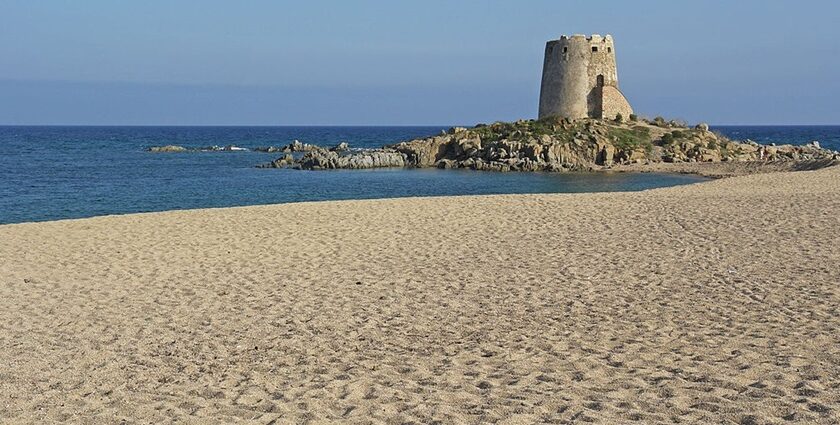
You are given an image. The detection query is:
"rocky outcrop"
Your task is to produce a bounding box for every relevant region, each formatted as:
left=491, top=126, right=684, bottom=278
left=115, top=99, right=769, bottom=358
left=254, top=140, right=321, bottom=153
left=257, top=153, right=295, bottom=168
left=200, top=145, right=247, bottom=152
left=265, top=118, right=840, bottom=172
left=295, top=149, right=406, bottom=170
left=253, top=146, right=285, bottom=153
left=330, top=142, right=350, bottom=152
left=148, top=145, right=188, bottom=152
left=148, top=144, right=248, bottom=152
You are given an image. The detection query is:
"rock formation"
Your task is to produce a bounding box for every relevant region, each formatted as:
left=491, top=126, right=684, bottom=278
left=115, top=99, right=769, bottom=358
left=267, top=117, right=838, bottom=173
left=148, top=145, right=248, bottom=152
left=254, top=140, right=320, bottom=153
left=148, top=145, right=188, bottom=153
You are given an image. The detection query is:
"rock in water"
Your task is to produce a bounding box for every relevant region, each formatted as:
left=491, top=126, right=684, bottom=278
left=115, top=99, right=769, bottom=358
left=256, top=153, right=295, bottom=168
left=281, top=140, right=321, bottom=152
left=263, top=118, right=838, bottom=173
left=330, top=142, right=350, bottom=152
left=293, top=147, right=406, bottom=170
left=148, top=145, right=188, bottom=152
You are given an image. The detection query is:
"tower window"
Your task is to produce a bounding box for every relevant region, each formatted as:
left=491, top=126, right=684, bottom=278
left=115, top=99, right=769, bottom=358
left=563, top=47, right=568, bottom=53
left=592, top=46, right=598, bottom=52
left=607, top=47, right=612, bottom=53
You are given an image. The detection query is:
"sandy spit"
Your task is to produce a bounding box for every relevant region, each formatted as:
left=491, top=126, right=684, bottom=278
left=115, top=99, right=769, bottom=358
left=612, top=159, right=840, bottom=178
left=1, top=167, right=839, bottom=424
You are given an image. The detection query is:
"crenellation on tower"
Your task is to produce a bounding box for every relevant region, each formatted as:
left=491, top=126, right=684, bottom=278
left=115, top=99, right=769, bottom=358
left=538, top=34, right=633, bottom=120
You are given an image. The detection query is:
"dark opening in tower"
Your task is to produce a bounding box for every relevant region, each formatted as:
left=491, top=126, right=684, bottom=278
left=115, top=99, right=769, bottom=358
left=597, top=75, right=605, bottom=87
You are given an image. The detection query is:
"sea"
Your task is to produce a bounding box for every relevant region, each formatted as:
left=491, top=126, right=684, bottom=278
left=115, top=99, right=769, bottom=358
left=0, top=125, right=837, bottom=225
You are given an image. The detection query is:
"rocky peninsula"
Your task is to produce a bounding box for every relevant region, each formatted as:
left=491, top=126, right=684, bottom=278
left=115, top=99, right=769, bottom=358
left=264, top=117, right=838, bottom=177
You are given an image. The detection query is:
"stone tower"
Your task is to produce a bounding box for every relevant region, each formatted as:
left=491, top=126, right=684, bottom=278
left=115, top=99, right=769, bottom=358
left=538, top=34, right=633, bottom=120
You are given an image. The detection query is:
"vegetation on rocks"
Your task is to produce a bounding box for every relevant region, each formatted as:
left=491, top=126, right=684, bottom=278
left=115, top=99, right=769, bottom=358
left=264, top=117, right=839, bottom=173
left=607, top=126, right=652, bottom=152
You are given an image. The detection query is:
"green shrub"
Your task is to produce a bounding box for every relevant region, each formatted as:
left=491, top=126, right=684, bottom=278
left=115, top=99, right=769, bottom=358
left=660, top=130, right=684, bottom=146
left=609, top=126, right=652, bottom=152
left=614, top=113, right=623, bottom=123
left=469, top=117, right=581, bottom=144
left=629, top=114, right=638, bottom=122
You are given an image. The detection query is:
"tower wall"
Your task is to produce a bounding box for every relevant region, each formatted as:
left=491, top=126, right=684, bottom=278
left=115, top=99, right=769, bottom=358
left=538, top=34, right=632, bottom=120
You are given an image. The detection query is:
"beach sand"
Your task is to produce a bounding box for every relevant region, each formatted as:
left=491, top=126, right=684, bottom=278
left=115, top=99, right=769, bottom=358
left=1, top=166, right=839, bottom=424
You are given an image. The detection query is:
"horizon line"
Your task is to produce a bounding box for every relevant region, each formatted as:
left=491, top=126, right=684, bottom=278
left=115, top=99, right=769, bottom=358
left=1, top=123, right=840, bottom=128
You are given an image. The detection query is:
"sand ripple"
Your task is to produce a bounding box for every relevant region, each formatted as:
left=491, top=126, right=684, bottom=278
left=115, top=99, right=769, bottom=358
left=1, top=167, right=839, bottom=423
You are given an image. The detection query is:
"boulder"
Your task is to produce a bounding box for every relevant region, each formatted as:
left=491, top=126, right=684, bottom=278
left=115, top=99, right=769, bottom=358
left=596, top=143, right=616, bottom=166
left=436, top=159, right=456, bottom=169
left=285, top=140, right=319, bottom=152
left=260, top=153, right=295, bottom=168
left=276, top=153, right=294, bottom=166
left=295, top=148, right=406, bottom=170
left=330, top=142, right=350, bottom=152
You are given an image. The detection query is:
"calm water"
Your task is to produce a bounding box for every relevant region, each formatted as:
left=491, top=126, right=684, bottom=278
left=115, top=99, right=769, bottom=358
left=1, top=125, right=836, bottom=224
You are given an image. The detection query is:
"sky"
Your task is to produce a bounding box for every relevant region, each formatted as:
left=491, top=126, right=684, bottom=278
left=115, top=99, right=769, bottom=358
left=1, top=0, right=838, bottom=125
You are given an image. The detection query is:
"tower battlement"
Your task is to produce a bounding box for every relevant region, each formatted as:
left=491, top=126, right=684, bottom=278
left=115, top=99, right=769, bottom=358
left=538, top=34, right=633, bottom=120
left=557, top=34, right=612, bottom=42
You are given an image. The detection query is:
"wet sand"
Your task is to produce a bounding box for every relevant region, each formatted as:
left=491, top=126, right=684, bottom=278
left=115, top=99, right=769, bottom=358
left=1, top=166, right=839, bottom=423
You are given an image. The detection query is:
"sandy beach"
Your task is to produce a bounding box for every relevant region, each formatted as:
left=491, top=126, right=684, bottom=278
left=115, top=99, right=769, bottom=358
left=1, top=166, right=839, bottom=424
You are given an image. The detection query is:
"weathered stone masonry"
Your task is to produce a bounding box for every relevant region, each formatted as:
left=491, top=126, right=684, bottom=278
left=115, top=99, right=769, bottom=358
left=538, top=34, right=633, bottom=120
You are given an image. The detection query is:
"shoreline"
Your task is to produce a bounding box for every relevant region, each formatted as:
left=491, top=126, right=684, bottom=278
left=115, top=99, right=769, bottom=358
left=1, top=162, right=835, bottom=226
left=609, top=158, right=840, bottom=178
left=1, top=168, right=713, bottom=227
left=2, top=165, right=839, bottom=422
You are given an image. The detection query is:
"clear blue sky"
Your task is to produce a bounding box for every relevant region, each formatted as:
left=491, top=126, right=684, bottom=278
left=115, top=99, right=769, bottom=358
left=1, top=0, right=837, bottom=125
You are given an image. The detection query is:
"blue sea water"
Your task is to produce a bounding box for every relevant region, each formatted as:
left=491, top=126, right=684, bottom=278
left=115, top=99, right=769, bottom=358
left=0, top=125, right=836, bottom=225
left=713, top=126, right=840, bottom=150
